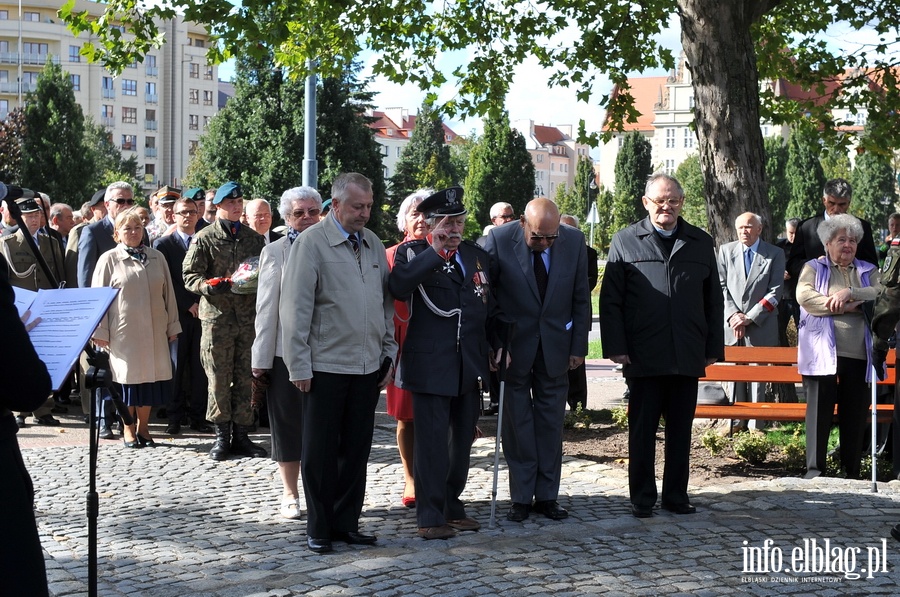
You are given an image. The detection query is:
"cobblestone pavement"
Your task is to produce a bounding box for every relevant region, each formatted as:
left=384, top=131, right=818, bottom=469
left=17, top=360, right=900, bottom=596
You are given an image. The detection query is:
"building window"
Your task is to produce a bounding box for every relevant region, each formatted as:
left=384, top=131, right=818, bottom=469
left=689, top=95, right=695, bottom=109
left=0, top=11, right=8, bottom=19
left=122, top=107, right=137, bottom=124
left=203, top=90, right=213, bottom=105
left=121, top=135, right=137, bottom=151
left=189, top=89, right=199, bottom=104
left=189, top=140, right=198, bottom=155
left=70, top=74, right=80, bottom=91
left=203, top=115, right=211, bottom=128
left=69, top=45, right=80, bottom=62
left=22, top=72, right=38, bottom=90
left=189, top=37, right=206, bottom=48
left=0, top=42, right=7, bottom=53
left=665, top=159, right=675, bottom=174
left=189, top=114, right=199, bottom=130
left=145, top=82, right=157, bottom=103
left=665, top=128, right=676, bottom=148
left=761, top=125, right=770, bottom=137
left=683, top=127, right=694, bottom=148
left=189, top=63, right=199, bottom=78
left=0, top=70, right=8, bottom=83
left=102, top=105, right=114, bottom=118
left=23, top=11, right=39, bottom=22
left=145, top=55, right=158, bottom=76
left=0, top=99, right=8, bottom=119
left=536, top=154, right=543, bottom=163
left=122, top=79, right=137, bottom=96
left=396, top=146, right=402, bottom=157
left=204, top=66, right=213, bottom=80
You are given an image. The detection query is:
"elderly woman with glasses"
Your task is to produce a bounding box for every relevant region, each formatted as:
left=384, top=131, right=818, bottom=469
left=797, top=213, right=880, bottom=480
left=91, top=208, right=181, bottom=448
left=384, top=189, right=433, bottom=508
left=251, top=186, right=323, bottom=520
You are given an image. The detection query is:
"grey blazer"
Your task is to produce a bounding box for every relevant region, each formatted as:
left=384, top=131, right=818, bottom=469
left=717, top=239, right=784, bottom=347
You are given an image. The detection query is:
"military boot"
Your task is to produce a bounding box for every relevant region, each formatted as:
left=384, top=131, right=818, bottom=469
left=209, top=422, right=232, bottom=461
left=231, top=425, right=267, bottom=458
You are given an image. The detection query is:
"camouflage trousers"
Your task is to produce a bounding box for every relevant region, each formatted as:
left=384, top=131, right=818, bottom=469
left=200, top=314, right=256, bottom=426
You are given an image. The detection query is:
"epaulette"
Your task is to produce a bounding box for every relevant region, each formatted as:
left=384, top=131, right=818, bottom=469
left=462, top=239, right=488, bottom=253
left=891, top=238, right=900, bottom=247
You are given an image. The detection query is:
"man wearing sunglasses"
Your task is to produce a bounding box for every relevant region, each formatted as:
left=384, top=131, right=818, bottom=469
left=77, top=181, right=137, bottom=288
left=484, top=197, right=590, bottom=523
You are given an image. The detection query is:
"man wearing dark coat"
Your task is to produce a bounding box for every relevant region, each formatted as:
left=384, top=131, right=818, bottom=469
left=600, top=172, right=724, bottom=518
left=389, top=186, right=499, bottom=540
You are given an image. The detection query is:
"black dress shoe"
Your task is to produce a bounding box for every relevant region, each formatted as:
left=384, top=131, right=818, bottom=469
left=307, top=537, right=333, bottom=553
left=506, top=502, right=531, bottom=522
left=166, top=422, right=181, bottom=435
left=189, top=420, right=212, bottom=433
left=136, top=434, right=156, bottom=447
left=533, top=500, right=569, bottom=520
left=99, top=425, right=115, bottom=440
left=891, top=524, right=900, bottom=543
left=51, top=404, right=68, bottom=414
left=661, top=502, right=696, bottom=515
left=33, top=414, right=61, bottom=426
left=631, top=504, right=653, bottom=518
left=332, top=531, right=377, bottom=545
left=482, top=403, right=499, bottom=416
left=123, top=439, right=142, bottom=449
left=15, top=415, right=26, bottom=428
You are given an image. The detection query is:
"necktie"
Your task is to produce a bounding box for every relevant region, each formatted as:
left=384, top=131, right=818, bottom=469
left=230, top=222, right=239, bottom=237
left=184, top=235, right=192, bottom=250
left=744, top=248, right=753, bottom=276
left=533, top=250, right=548, bottom=301
left=348, top=234, right=360, bottom=262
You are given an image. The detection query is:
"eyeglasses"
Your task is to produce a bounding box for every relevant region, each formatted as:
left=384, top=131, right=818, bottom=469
left=111, top=198, right=136, bottom=205
left=291, top=208, right=321, bottom=218
left=495, top=213, right=515, bottom=221
left=530, top=233, right=559, bottom=241
left=646, top=197, right=683, bottom=207
left=175, top=210, right=198, bottom=216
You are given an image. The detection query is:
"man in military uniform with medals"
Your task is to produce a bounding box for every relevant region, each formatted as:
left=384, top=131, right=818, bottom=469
left=388, top=186, right=500, bottom=540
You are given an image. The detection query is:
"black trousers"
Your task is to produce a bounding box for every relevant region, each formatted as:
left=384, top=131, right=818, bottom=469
left=803, top=357, right=869, bottom=478
left=412, top=390, right=480, bottom=528
left=301, top=371, right=379, bottom=539
left=0, top=426, right=49, bottom=597
left=167, top=316, right=207, bottom=424
left=627, top=375, right=698, bottom=508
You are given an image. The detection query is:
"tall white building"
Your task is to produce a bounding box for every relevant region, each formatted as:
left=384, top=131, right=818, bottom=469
left=0, top=0, right=217, bottom=195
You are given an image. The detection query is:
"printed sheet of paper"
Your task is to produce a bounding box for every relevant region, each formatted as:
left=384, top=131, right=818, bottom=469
left=25, top=287, right=118, bottom=391
left=13, top=286, right=37, bottom=318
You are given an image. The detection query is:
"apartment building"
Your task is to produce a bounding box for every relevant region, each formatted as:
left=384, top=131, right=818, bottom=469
left=367, top=107, right=459, bottom=180
left=0, top=0, right=217, bottom=195
left=513, top=119, right=592, bottom=198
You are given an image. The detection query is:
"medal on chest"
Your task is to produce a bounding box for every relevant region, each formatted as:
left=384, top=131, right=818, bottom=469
left=473, top=257, right=488, bottom=304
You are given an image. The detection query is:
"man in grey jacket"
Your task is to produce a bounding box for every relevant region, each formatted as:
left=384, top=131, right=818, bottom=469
left=280, top=172, right=396, bottom=554
left=599, top=172, right=724, bottom=518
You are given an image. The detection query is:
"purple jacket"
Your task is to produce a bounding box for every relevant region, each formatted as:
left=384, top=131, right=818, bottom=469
left=797, top=257, right=875, bottom=380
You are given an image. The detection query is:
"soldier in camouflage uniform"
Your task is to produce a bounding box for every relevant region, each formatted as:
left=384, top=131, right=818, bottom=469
left=871, top=237, right=900, bottom=541
left=183, top=182, right=268, bottom=461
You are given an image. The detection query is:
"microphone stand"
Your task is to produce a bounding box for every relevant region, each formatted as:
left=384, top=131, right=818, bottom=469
left=2, top=192, right=130, bottom=597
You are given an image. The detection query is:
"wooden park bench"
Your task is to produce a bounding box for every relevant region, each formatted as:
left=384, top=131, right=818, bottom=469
left=694, top=346, right=895, bottom=423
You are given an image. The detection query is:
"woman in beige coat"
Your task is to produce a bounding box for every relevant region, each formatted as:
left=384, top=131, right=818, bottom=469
left=92, top=209, right=181, bottom=448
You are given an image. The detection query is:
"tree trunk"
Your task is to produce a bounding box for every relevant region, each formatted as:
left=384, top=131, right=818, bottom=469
left=678, top=0, right=778, bottom=244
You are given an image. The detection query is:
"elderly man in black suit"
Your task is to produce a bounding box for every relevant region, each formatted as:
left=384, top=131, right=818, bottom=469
left=787, top=178, right=879, bottom=281
left=485, top=198, right=590, bottom=523
left=77, top=181, right=136, bottom=288
left=389, top=187, right=501, bottom=540
left=153, top=196, right=210, bottom=435
left=600, top=172, right=723, bottom=518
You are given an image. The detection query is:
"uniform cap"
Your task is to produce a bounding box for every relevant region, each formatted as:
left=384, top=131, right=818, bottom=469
left=416, top=186, right=466, bottom=218
left=184, top=187, right=204, bottom=202
left=16, top=197, right=40, bottom=213
left=213, top=182, right=242, bottom=205
left=88, top=188, right=106, bottom=206
left=156, top=186, right=181, bottom=204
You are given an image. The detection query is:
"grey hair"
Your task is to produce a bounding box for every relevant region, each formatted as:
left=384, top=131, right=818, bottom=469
left=279, top=186, right=322, bottom=219
left=50, top=202, right=72, bottom=219
left=786, top=217, right=801, bottom=230
left=823, top=178, right=852, bottom=200
left=396, top=189, right=433, bottom=232
left=489, top=202, right=513, bottom=218
left=332, top=172, right=372, bottom=203
left=105, top=181, right=133, bottom=202
left=644, top=172, right=684, bottom=198
left=560, top=214, right=580, bottom=227
left=817, top=213, right=864, bottom=246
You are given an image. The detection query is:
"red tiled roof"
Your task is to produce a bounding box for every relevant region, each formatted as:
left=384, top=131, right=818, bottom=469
left=602, top=77, right=668, bottom=132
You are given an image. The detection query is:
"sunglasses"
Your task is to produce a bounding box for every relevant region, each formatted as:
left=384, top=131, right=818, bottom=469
left=111, top=198, right=136, bottom=205
left=530, top=233, right=559, bottom=241
left=175, top=210, right=198, bottom=216
left=291, top=208, right=321, bottom=218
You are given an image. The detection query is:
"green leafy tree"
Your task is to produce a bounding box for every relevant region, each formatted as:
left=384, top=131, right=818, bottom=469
left=820, top=144, right=853, bottom=182
left=613, top=132, right=652, bottom=231
left=449, top=133, right=475, bottom=185
left=63, top=1, right=900, bottom=244
left=554, top=184, right=577, bottom=219
left=764, top=135, right=790, bottom=235
left=570, top=156, right=596, bottom=223
left=785, top=121, right=826, bottom=220
left=21, top=60, right=94, bottom=205
left=0, top=108, right=26, bottom=183
left=390, top=102, right=456, bottom=203
left=83, top=119, right=140, bottom=190
left=675, top=154, right=708, bottom=232
left=593, top=186, right=615, bottom=255
left=852, top=146, right=897, bottom=232
left=463, top=110, right=534, bottom=237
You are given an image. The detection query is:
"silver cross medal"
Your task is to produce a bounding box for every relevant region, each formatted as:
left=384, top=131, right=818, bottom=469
left=443, top=260, right=455, bottom=274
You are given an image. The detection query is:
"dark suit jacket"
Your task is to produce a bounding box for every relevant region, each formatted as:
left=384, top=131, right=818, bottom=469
left=787, top=214, right=878, bottom=280
left=484, top=222, right=590, bottom=379
left=600, top=217, right=724, bottom=378
left=388, top=239, right=497, bottom=397
left=153, top=233, right=200, bottom=319
left=267, top=229, right=284, bottom=244
left=77, top=217, right=116, bottom=288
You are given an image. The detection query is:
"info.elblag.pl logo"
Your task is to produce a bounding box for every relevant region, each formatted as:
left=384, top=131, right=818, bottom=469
left=742, top=538, right=891, bottom=581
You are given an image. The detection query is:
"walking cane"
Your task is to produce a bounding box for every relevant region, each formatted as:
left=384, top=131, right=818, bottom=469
left=489, top=318, right=516, bottom=529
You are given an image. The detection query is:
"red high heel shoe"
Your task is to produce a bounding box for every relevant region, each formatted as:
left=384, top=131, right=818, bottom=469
left=401, top=496, right=416, bottom=508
